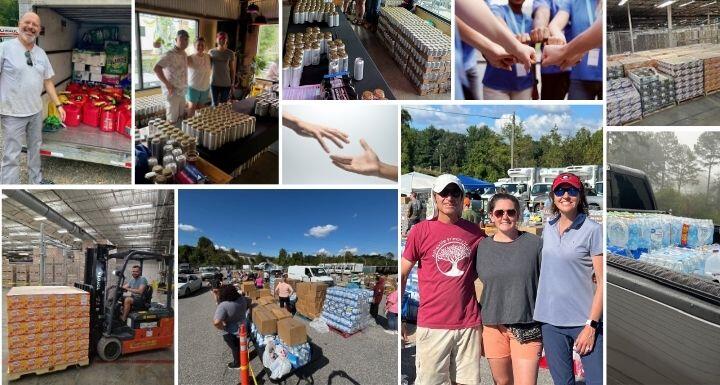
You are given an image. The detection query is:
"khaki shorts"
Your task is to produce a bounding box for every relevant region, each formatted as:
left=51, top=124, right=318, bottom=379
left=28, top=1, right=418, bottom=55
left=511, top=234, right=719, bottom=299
left=415, top=326, right=482, bottom=385
left=481, top=324, right=543, bottom=360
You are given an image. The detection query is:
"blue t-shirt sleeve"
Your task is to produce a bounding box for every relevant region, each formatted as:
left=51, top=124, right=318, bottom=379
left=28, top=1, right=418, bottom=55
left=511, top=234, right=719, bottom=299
left=557, top=0, right=571, bottom=13
left=489, top=4, right=504, bottom=18
left=141, top=277, right=149, bottom=286
left=589, top=222, right=603, bottom=256
left=533, top=0, right=550, bottom=14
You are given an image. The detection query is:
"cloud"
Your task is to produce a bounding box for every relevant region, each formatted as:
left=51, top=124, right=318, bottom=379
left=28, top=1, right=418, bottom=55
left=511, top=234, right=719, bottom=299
left=252, top=242, right=257, bottom=246
left=389, top=225, right=398, bottom=231
left=406, top=105, right=475, bottom=133
left=304, top=224, right=338, bottom=238
left=533, top=105, right=571, bottom=113
left=178, top=223, right=199, bottom=232
left=338, top=246, right=358, bottom=255
left=317, top=248, right=328, bottom=255
left=369, top=252, right=380, bottom=256
left=494, top=113, right=602, bottom=140
left=352, top=213, right=358, bottom=218
left=216, top=245, right=228, bottom=251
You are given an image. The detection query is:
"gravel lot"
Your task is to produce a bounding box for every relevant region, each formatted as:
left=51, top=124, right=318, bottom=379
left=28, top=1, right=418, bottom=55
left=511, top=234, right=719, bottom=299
left=179, top=282, right=398, bottom=385
left=401, top=323, right=562, bottom=385
left=0, top=124, right=130, bottom=184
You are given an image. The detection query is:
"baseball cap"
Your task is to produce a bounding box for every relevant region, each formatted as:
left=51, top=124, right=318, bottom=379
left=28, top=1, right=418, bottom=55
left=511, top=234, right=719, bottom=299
left=552, top=172, right=582, bottom=191
left=428, top=174, right=465, bottom=219
left=217, top=31, right=228, bottom=39
left=176, top=30, right=189, bottom=38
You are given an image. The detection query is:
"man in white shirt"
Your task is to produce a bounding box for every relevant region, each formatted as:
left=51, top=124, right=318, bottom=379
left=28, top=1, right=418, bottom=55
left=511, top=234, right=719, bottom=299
left=0, top=12, right=65, bottom=184
left=154, top=30, right=189, bottom=123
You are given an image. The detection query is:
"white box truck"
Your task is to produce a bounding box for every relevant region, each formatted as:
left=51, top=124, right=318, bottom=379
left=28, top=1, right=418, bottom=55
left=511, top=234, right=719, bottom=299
left=12, top=0, right=132, bottom=168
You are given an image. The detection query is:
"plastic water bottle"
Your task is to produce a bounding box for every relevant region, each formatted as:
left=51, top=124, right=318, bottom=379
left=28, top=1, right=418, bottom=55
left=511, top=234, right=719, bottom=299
left=627, top=217, right=642, bottom=258
left=607, top=216, right=629, bottom=249
left=647, top=216, right=664, bottom=250
left=523, top=208, right=530, bottom=225
left=704, top=249, right=720, bottom=281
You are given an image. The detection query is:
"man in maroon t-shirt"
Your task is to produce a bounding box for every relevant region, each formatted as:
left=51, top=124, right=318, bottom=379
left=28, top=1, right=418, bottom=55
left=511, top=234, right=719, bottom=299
left=402, top=174, right=485, bottom=385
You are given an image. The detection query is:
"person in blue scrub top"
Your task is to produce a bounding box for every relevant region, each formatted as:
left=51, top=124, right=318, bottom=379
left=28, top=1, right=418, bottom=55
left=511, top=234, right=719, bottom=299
left=532, top=0, right=571, bottom=100
left=482, top=0, right=535, bottom=100
left=548, top=0, right=603, bottom=100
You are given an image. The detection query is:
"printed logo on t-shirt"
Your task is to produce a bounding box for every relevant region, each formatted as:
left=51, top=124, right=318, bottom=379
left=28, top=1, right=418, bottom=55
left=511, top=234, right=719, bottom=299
left=433, top=237, right=472, bottom=277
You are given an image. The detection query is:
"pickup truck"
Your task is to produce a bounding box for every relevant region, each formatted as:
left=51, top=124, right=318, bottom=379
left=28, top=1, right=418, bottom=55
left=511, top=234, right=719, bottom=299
left=606, top=163, right=720, bottom=385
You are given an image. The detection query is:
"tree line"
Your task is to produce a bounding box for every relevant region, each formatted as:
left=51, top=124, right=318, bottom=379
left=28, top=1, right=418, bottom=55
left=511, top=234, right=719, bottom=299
left=179, top=236, right=396, bottom=268
left=607, top=131, right=720, bottom=223
left=401, top=109, right=603, bottom=182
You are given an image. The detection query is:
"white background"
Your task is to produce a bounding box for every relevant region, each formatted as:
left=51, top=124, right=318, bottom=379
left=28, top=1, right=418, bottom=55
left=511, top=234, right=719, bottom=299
left=282, top=104, right=398, bottom=185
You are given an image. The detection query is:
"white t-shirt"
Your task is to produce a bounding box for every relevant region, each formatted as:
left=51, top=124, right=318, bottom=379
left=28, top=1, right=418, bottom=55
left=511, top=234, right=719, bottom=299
left=187, top=53, right=211, bottom=91
left=0, top=38, right=55, bottom=117
left=156, top=47, right=188, bottom=96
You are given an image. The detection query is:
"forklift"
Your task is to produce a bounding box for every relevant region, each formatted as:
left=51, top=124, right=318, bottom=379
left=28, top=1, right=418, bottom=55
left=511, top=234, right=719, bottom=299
left=75, top=245, right=174, bottom=361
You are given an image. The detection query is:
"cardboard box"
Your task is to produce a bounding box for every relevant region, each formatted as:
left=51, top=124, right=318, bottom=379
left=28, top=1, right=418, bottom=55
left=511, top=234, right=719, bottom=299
left=73, top=62, right=86, bottom=71
left=252, top=306, right=277, bottom=335
left=256, top=288, right=272, bottom=298
left=90, top=73, right=103, bottom=82
left=257, top=296, right=275, bottom=306
left=241, top=282, right=256, bottom=297
left=266, top=303, right=292, bottom=320
left=89, top=65, right=103, bottom=74
left=277, top=318, right=307, bottom=346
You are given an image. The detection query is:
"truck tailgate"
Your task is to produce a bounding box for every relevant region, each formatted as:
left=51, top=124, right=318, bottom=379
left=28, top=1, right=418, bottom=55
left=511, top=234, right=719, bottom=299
left=41, top=123, right=131, bottom=168
left=608, top=256, right=720, bottom=384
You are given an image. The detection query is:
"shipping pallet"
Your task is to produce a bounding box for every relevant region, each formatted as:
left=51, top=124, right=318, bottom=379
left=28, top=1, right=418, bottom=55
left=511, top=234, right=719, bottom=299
left=7, top=359, right=89, bottom=381
left=642, top=103, right=676, bottom=118
left=621, top=117, right=643, bottom=126
left=705, top=88, right=720, bottom=96
left=677, top=94, right=704, bottom=104
left=328, top=325, right=363, bottom=339
left=295, top=312, right=316, bottom=322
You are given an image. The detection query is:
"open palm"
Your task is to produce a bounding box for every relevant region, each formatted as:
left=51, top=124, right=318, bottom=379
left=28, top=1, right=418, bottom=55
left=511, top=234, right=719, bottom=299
left=329, top=139, right=380, bottom=176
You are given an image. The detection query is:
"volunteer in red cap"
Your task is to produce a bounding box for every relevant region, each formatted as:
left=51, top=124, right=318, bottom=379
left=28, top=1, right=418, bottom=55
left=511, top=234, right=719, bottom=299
left=209, top=31, right=236, bottom=105
left=534, top=172, right=604, bottom=385
left=401, top=174, right=485, bottom=385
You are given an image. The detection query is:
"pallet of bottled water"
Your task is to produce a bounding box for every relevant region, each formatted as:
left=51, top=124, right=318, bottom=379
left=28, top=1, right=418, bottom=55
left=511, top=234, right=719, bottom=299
left=637, top=244, right=720, bottom=278
left=273, top=336, right=311, bottom=369
left=607, top=212, right=714, bottom=259
left=251, top=322, right=273, bottom=347
left=607, top=61, right=624, bottom=80
left=320, top=287, right=373, bottom=334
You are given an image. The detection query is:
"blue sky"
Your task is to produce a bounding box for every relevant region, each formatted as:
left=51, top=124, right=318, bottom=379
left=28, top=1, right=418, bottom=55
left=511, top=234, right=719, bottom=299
left=403, top=105, right=603, bottom=139
left=179, top=190, right=398, bottom=257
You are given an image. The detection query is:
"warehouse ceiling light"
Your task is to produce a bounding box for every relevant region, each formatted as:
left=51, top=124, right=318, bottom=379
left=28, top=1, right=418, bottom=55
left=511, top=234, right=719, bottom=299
left=618, top=0, right=628, bottom=6
left=9, top=232, right=29, bottom=236
left=110, top=203, right=153, bottom=212
left=119, top=223, right=153, bottom=229
left=57, top=229, right=68, bottom=233
left=679, top=0, right=695, bottom=6
left=700, top=0, right=716, bottom=6
left=657, top=0, right=677, bottom=7
left=124, top=235, right=152, bottom=239
left=33, top=216, right=47, bottom=221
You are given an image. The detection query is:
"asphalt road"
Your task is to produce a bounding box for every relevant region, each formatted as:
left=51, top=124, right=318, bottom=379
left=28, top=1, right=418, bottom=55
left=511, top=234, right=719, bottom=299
left=179, top=283, right=398, bottom=385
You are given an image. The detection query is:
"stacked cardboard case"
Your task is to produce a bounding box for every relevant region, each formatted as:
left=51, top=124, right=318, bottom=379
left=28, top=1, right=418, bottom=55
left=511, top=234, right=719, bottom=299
left=377, top=7, right=451, bottom=95
left=6, top=286, right=90, bottom=376
left=607, top=77, right=642, bottom=126
left=656, top=57, right=704, bottom=102
left=691, top=51, right=720, bottom=94
left=628, top=67, right=676, bottom=116
left=295, top=282, right=327, bottom=319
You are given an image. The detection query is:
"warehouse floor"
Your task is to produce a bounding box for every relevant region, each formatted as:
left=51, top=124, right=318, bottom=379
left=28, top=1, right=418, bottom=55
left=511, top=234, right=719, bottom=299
left=2, top=288, right=174, bottom=385
left=628, top=93, right=720, bottom=126
left=179, top=281, right=397, bottom=385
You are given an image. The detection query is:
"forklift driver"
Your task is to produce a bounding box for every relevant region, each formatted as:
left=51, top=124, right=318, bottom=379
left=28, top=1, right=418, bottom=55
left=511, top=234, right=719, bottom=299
left=121, top=265, right=149, bottom=322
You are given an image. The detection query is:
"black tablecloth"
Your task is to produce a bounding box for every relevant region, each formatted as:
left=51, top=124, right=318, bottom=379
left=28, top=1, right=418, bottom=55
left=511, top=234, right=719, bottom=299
left=284, top=7, right=395, bottom=99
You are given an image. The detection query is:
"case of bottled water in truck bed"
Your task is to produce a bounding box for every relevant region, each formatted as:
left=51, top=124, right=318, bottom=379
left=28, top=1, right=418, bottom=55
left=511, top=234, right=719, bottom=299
left=607, top=212, right=719, bottom=278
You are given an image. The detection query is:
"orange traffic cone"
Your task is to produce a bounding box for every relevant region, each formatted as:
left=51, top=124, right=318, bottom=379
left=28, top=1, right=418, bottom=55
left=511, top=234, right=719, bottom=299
left=239, top=324, right=250, bottom=385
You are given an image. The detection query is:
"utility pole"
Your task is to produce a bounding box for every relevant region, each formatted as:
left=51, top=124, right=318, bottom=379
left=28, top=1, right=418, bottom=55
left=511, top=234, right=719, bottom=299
left=511, top=112, right=516, bottom=168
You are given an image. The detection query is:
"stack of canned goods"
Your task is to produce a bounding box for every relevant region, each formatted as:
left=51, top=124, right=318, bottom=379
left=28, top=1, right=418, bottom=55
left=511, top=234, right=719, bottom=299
left=292, top=0, right=339, bottom=27
left=254, top=90, right=279, bottom=118
left=135, top=94, right=167, bottom=128
left=181, top=103, right=257, bottom=151
left=143, top=120, right=201, bottom=184
left=284, top=30, right=351, bottom=87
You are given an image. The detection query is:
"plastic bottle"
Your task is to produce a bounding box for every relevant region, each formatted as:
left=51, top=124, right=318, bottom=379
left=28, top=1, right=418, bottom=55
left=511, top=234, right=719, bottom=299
left=704, top=248, right=720, bottom=281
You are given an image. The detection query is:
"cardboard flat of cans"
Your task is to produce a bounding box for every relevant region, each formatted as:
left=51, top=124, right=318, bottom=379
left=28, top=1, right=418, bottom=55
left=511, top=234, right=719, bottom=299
left=6, top=286, right=90, bottom=374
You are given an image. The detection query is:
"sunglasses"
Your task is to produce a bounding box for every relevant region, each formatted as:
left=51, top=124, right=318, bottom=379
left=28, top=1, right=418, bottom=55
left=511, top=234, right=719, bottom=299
left=25, top=51, right=33, bottom=66
left=438, top=188, right=462, bottom=198
left=493, top=209, right=517, bottom=218
left=553, top=186, right=580, bottom=197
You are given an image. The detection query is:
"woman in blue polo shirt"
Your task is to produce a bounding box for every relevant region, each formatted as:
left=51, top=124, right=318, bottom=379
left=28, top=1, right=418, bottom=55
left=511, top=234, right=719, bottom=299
left=534, top=173, right=603, bottom=385
left=549, top=0, right=602, bottom=99
left=482, top=0, right=534, bottom=100
left=532, top=0, right=571, bottom=100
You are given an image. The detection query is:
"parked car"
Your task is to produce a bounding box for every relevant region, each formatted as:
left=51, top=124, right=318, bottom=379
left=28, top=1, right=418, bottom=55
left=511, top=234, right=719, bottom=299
left=199, top=266, right=220, bottom=280
left=178, top=274, right=202, bottom=297
left=179, top=263, right=192, bottom=274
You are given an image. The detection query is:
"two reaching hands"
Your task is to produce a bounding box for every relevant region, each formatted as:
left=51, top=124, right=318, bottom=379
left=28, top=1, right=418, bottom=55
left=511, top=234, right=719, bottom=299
left=283, top=113, right=397, bottom=181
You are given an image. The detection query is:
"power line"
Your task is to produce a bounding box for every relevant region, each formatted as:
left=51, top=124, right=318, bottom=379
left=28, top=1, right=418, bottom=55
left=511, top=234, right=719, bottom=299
left=403, top=106, right=504, bottom=120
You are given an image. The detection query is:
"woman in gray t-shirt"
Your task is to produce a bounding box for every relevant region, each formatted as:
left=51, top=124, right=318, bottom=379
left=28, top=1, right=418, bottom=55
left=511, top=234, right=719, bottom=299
left=208, top=31, right=236, bottom=105
left=476, top=193, right=542, bottom=385
left=213, top=284, right=247, bottom=369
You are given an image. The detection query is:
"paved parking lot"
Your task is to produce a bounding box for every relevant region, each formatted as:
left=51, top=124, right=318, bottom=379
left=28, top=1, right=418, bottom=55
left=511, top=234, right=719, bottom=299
left=179, top=282, right=398, bottom=385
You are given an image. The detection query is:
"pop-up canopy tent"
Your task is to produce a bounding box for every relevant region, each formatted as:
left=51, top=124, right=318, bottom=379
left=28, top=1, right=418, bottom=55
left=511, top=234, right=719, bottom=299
left=400, top=172, right=435, bottom=195
left=457, top=174, right=494, bottom=191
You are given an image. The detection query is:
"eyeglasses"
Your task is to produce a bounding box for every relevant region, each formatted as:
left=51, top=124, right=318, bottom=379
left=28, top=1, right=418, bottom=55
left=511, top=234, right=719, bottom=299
left=25, top=51, right=33, bottom=66
left=438, top=188, right=462, bottom=198
left=553, top=186, right=580, bottom=197
left=493, top=209, right=517, bottom=218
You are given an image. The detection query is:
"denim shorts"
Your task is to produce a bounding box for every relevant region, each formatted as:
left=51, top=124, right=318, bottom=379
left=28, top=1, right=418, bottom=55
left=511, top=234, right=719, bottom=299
left=186, top=87, right=210, bottom=104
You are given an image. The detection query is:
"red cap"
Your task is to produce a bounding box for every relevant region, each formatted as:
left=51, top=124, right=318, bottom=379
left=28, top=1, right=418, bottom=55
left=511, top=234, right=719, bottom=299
left=216, top=32, right=228, bottom=39
left=552, top=172, right=582, bottom=191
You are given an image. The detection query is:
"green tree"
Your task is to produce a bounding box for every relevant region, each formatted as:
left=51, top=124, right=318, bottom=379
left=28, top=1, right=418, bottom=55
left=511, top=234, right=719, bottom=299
left=0, top=0, right=19, bottom=26
left=694, top=131, right=720, bottom=199
left=537, top=125, right=565, bottom=166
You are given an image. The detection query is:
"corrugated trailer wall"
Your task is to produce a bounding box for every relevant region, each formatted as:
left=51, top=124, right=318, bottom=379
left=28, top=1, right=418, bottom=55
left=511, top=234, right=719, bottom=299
left=609, top=24, right=720, bottom=55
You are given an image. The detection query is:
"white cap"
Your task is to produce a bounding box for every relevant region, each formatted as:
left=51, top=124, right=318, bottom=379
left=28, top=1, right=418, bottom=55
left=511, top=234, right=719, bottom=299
left=428, top=174, right=465, bottom=219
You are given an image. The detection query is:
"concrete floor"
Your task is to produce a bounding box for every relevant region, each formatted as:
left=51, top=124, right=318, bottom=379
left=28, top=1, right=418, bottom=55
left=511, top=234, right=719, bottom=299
left=179, top=280, right=397, bottom=385
left=282, top=4, right=450, bottom=100
left=628, top=93, right=720, bottom=126
left=2, top=287, right=174, bottom=385
left=0, top=123, right=131, bottom=185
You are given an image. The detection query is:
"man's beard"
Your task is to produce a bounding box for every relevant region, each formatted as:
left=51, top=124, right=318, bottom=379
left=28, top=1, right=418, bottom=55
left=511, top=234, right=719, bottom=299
left=19, top=30, right=37, bottom=44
